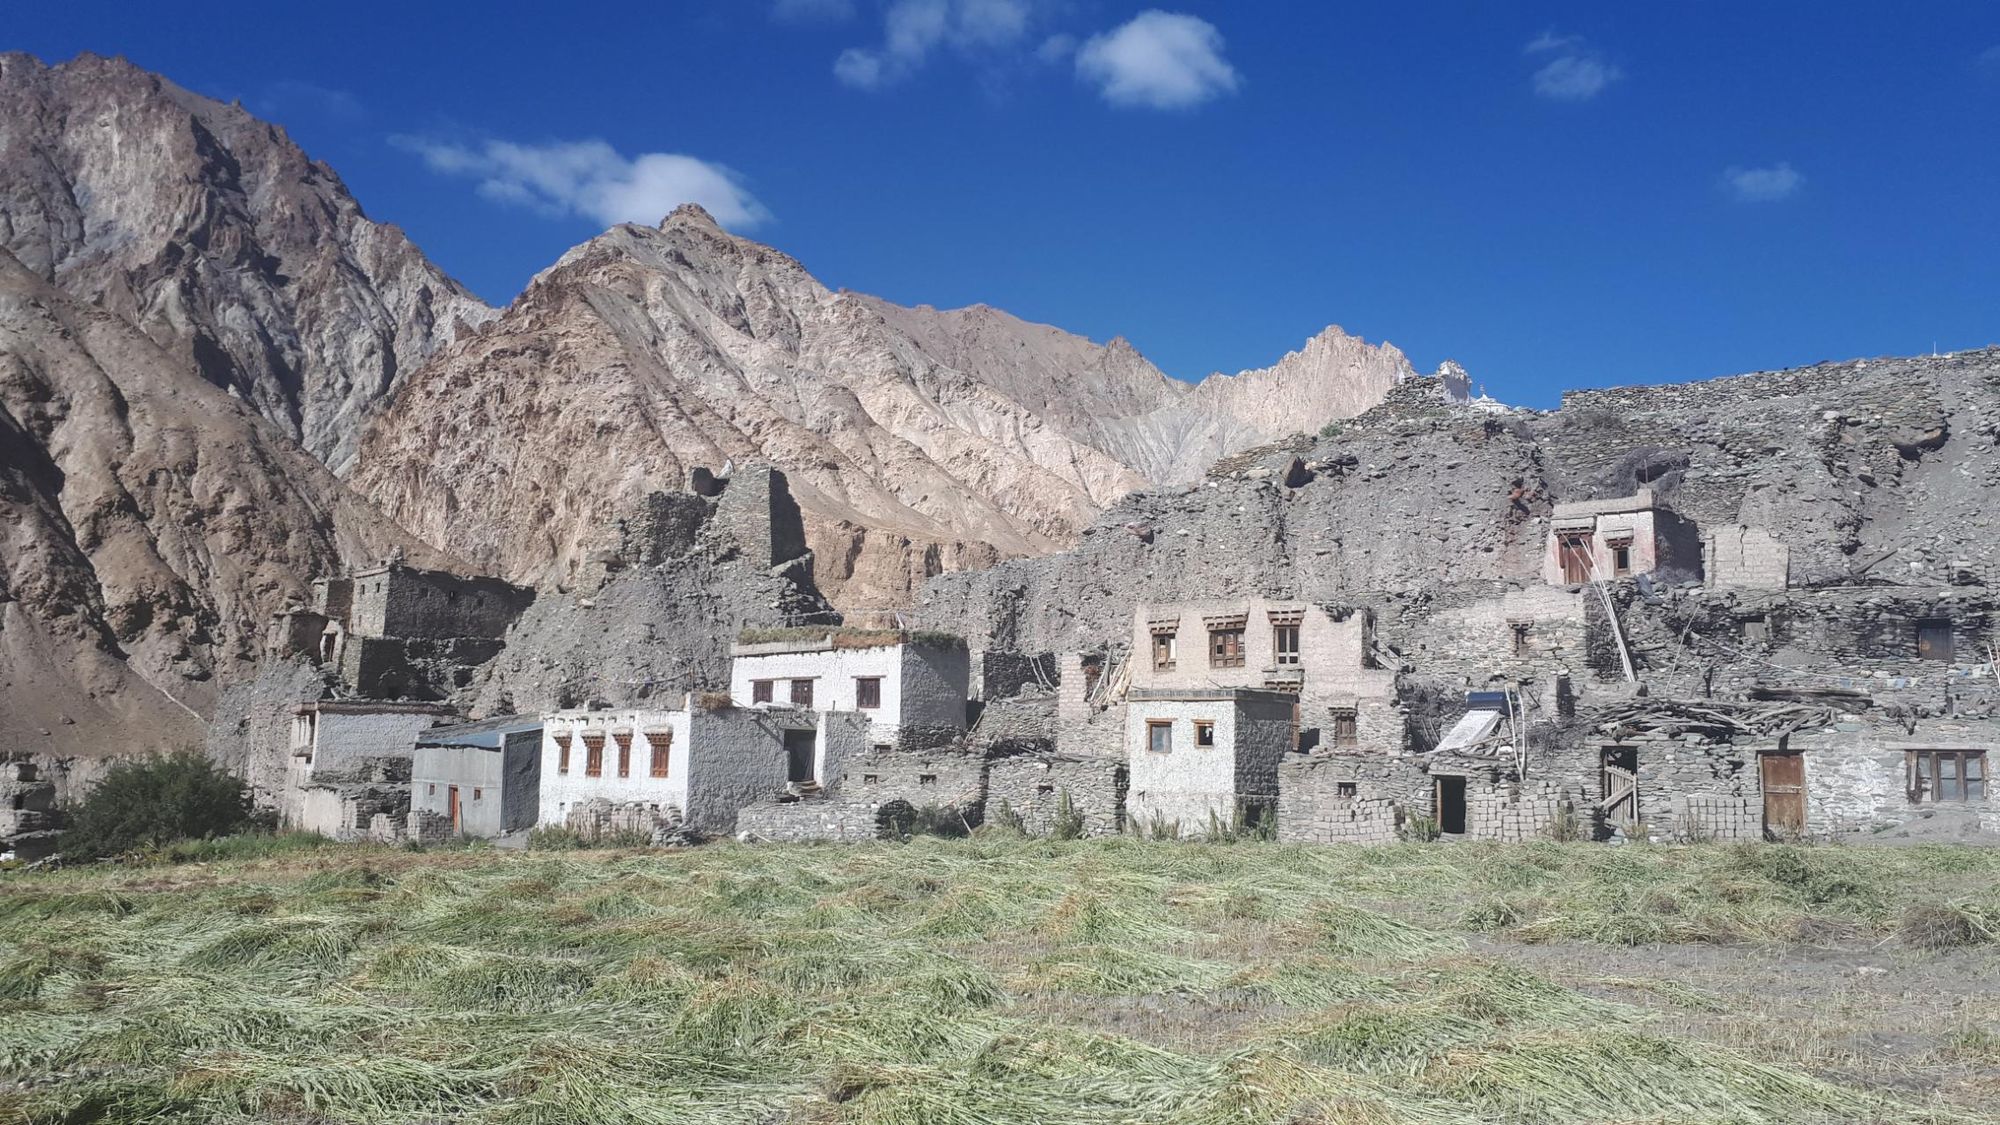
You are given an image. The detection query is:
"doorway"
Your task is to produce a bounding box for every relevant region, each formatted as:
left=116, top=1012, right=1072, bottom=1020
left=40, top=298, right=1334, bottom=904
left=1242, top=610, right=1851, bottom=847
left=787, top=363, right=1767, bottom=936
left=1433, top=775, right=1467, bottom=835
left=1558, top=533, right=1593, bottom=584
left=1760, top=752, right=1805, bottom=837
left=1600, top=745, right=1638, bottom=823
left=447, top=785, right=461, bottom=833
left=783, top=730, right=818, bottom=784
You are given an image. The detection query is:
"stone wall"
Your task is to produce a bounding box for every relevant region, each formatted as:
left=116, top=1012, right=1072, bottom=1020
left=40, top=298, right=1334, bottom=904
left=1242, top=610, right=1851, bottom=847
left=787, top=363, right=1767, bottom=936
left=710, top=465, right=810, bottom=571
left=973, top=650, right=1057, bottom=700
left=1278, top=757, right=1402, bottom=843
left=836, top=744, right=988, bottom=814
left=734, top=797, right=885, bottom=842
left=1704, top=526, right=1790, bottom=590
left=563, top=798, right=684, bottom=841
left=984, top=754, right=1125, bottom=836
left=1669, top=794, right=1762, bottom=842
left=1466, top=783, right=1588, bottom=843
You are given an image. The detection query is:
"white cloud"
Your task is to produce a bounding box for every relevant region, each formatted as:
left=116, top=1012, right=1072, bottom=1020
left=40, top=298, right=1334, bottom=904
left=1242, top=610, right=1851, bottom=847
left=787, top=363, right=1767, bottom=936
left=834, top=0, right=1035, bottom=88
left=1525, top=31, right=1621, bottom=101
left=393, top=136, right=772, bottom=229
left=1036, top=33, right=1076, bottom=63
left=1075, top=10, right=1239, bottom=109
left=1724, top=162, right=1803, bottom=203
left=772, top=0, right=854, bottom=22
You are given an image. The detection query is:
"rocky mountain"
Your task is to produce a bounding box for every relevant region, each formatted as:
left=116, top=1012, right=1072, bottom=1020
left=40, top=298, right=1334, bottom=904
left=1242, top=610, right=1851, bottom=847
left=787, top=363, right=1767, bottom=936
left=0, top=245, right=437, bottom=775
left=0, top=52, right=491, bottom=471
left=351, top=205, right=1434, bottom=607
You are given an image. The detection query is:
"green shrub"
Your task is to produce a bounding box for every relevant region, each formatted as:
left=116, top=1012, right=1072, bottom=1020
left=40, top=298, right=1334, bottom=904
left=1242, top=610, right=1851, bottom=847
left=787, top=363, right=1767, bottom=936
left=59, top=750, right=257, bottom=861
left=1399, top=814, right=1441, bottom=843
left=1051, top=790, right=1086, bottom=841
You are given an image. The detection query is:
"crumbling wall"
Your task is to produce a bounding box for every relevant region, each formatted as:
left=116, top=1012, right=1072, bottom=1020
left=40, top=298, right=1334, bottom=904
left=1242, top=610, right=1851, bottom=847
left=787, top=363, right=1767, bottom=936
left=984, top=754, right=1125, bottom=836
left=734, top=797, right=884, bottom=842
left=205, top=657, right=331, bottom=811
left=836, top=744, right=988, bottom=813
left=1466, top=783, right=1588, bottom=843
left=1704, top=526, right=1790, bottom=590
left=972, top=650, right=1056, bottom=701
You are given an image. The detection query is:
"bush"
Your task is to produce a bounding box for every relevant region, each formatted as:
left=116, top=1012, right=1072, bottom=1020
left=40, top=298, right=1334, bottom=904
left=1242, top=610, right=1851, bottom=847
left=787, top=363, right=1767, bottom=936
left=1051, top=790, right=1086, bottom=841
left=60, top=750, right=257, bottom=861
left=1899, top=902, right=1995, bottom=950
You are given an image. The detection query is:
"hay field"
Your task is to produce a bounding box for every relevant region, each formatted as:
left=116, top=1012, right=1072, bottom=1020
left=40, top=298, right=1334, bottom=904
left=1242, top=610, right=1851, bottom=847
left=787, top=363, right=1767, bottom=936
left=3, top=837, right=1997, bottom=1123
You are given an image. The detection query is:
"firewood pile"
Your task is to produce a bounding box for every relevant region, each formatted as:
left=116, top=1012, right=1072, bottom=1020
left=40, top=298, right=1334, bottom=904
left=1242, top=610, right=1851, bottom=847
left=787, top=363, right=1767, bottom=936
left=1592, top=698, right=1841, bottom=742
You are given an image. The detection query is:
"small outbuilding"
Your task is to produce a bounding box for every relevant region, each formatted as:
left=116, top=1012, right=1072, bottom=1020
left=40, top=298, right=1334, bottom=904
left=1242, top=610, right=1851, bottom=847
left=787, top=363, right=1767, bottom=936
left=410, top=715, right=545, bottom=839
left=1124, top=688, right=1296, bottom=837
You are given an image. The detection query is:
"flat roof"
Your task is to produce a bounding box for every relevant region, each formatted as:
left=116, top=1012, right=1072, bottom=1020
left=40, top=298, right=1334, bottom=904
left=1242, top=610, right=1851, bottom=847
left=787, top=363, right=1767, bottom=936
left=417, top=714, right=541, bottom=749
left=1127, top=688, right=1300, bottom=704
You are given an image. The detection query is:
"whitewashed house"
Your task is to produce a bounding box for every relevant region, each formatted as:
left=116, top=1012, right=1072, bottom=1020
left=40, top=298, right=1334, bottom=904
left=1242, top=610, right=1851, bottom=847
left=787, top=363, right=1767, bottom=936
left=729, top=629, right=970, bottom=749
left=1124, top=688, right=1296, bottom=838
left=536, top=700, right=867, bottom=835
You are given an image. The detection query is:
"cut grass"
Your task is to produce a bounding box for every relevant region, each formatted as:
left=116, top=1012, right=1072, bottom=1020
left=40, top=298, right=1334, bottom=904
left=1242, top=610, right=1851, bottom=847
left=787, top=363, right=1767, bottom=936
left=0, top=838, right=1993, bottom=1123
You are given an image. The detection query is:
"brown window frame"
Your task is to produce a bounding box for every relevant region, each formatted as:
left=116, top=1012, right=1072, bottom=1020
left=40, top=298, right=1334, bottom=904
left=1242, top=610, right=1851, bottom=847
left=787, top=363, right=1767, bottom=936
left=472, top=788, right=482, bottom=801
left=1273, top=623, right=1301, bottom=667
left=582, top=733, right=605, bottom=778
left=647, top=730, right=673, bottom=778
left=855, top=676, right=883, bottom=710
left=1907, top=749, right=1987, bottom=803
left=613, top=732, right=633, bottom=778
left=1152, top=631, right=1177, bottom=671
left=751, top=679, right=774, bottom=704
left=1210, top=628, right=1246, bottom=669
left=1611, top=544, right=1632, bottom=576
left=1194, top=720, right=1216, bottom=748
left=555, top=733, right=572, bottom=775
left=790, top=678, right=815, bottom=708
left=1330, top=707, right=1359, bottom=751
left=1146, top=720, right=1173, bottom=754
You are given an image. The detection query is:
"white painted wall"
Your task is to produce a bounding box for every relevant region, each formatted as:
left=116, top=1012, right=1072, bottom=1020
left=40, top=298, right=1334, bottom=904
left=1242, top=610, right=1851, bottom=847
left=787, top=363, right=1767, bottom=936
left=730, top=644, right=910, bottom=743
left=1125, top=699, right=1242, bottom=834
left=537, top=709, right=691, bottom=828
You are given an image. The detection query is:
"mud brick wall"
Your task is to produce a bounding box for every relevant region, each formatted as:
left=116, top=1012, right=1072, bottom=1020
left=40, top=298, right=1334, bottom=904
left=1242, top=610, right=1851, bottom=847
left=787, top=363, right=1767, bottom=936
left=1467, top=784, right=1586, bottom=842
left=1704, top=526, right=1790, bottom=590
left=1670, top=794, right=1761, bottom=842
left=563, top=798, right=683, bottom=840
left=984, top=754, right=1126, bottom=836
left=735, top=797, right=884, bottom=842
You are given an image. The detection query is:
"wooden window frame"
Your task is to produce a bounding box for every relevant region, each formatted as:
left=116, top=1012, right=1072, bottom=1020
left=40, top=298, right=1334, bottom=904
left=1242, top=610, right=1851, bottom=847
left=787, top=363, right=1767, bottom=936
left=1330, top=707, right=1359, bottom=751
left=855, top=676, right=883, bottom=710
left=751, top=679, right=774, bottom=704
left=582, top=733, right=605, bottom=779
left=1509, top=621, right=1532, bottom=657
left=647, top=731, right=672, bottom=778
left=1209, top=628, right=1246, bottom=669
left=1194, top=720, right=1216, bottom=748
left=472, top=788, right=482, bottom=801
left=1907, top=749, right=1987, bottom=803
left=1146, top=720, right=1173, bottom=754
left=790, top=678, right=815, bottom=708
left=613, top=731, right=633, bottom=778
left=555, top=733, right=571, bottom=775
left=1611, top=544, right=1633, bottom=576
left=1273, top=623, right=1301, bottom=667
left=1152, top=631, right=1177, bottom=671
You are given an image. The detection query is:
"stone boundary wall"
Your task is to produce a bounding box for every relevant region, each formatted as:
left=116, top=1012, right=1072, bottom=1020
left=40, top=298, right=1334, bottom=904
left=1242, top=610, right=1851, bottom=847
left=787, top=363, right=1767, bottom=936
left=1279, top=756, right=1405, bottom=843
left=564, top=798, right=682, bottom=840
left=735, top=797, right=883, bottom=842
left=984, top=755, right=1125, bottom=836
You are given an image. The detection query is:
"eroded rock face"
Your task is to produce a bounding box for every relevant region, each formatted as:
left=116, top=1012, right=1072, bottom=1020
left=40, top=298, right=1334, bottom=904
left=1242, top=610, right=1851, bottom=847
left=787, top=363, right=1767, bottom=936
left=0, top=248, right=440, bottom=758
left=0, top=52, right=491, bottom=471
left=351, top=206, right=1427, bottom=608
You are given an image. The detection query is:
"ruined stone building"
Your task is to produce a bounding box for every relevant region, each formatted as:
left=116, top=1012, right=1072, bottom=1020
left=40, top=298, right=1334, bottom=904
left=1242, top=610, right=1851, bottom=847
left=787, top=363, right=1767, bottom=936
left=0, top=762, right=59, bottom=861
left=286, top=700, right=454, bottom=838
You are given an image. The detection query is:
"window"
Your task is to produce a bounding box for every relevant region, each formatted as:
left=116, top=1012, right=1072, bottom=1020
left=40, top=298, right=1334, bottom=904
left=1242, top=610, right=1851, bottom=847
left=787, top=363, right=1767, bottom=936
left=1917, top=618, right=1954, bottom=662
left=472, top=788, right=482, bottom=801
left=1210, top=628, right=1245, bottom=668
left=1330, top=707, right=1358, bottom=750
left=555, top=733, right=571, bottom=775
left=862, top=774, right=879, bottom=785
left=1273, top=623, right=1300, bottom=666
left=1036, top=783, right=1055, bottom=795
left=613, top=731, right=633, bottom=778
left=1509, top=621, right=1531, bottom=657
left=1908, top=750, right=1986, bottom=802
left=583, top=733, right=605, bottom=778
left=855, top=677, right=883, bottom=709
left=1147, top=720, right=1173, bottom=754
left=919, top=773, right=938, bottom=787
left=647, top=731, right=672, bottom=778
left=1194, top=720, right=1216, bottom=748
left=426, top=784, right=436, bottom=796
left=752, top=679, right=774, bottom=704
left=1611, top=544, right=1632, bottom=576
left=1743, top=615, right=1770, bottom=645
left=1336, top=782, right=1358, bottom=798
left=790, top=678, right=815, bottom=707
left=1152, top=631, right=1177, bottom=670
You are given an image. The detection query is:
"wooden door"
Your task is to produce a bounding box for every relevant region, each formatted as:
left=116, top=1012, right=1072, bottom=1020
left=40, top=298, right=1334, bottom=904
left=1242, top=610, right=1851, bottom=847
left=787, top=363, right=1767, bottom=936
left=447, top=785, right=461, bottom=833
left=1760, top=753, right=1805, bottom=836
left=784, top=730, right=817, bottom=784
left=1559, top=534, right=1593, bottom=584
left=1918, top=620, right=1954, bottom=662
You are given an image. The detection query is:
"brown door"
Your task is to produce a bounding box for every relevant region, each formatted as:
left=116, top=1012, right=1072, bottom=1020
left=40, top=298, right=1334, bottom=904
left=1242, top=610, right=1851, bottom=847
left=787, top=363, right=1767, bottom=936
left=1559, top=534, right=1593, bottom=584
left=1917, top=620, right=1954, bottom=662
left=1760, top=753, right=1805, bottom=837
left=447, top=785, right=461, bottom=833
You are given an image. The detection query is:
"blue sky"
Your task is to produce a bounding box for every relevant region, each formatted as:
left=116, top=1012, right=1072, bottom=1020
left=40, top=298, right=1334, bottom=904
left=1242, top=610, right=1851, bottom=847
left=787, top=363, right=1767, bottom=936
left=17, top=1, right=2000, bottom=407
